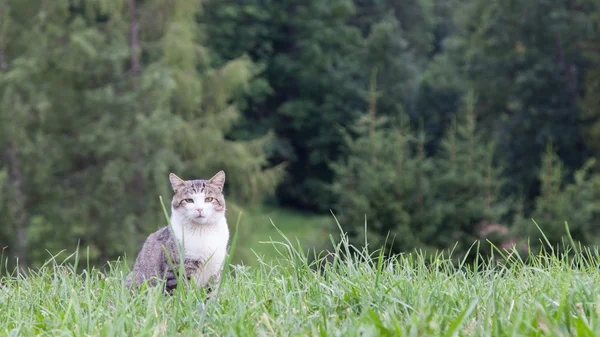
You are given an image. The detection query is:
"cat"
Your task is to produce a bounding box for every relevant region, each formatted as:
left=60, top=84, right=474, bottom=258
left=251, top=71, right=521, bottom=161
left=125, top=171, right=229, bottom=293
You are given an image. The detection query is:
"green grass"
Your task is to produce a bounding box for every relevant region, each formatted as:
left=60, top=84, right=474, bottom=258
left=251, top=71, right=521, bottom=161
left=2, top=219, right=600, bottom=336
left=226, top=205, right=332, bottom=266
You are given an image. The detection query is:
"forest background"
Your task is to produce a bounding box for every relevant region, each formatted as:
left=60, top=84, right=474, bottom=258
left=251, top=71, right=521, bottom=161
left=2, top=0, right=600, bottom=269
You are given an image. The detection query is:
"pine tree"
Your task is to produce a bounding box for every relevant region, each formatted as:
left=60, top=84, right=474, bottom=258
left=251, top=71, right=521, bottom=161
left=362, top=13, right=421, bottom=123
left=414, top=52, right=464, bottom=155
left=521, top=145, right=600, bottom=250
left=332, top=69, right=439, bottom=254
left=433, top=91, right=506, bottom=255
left=352, top=0, right=436, bottom=63
left=332, top=83, right=508, bottom=257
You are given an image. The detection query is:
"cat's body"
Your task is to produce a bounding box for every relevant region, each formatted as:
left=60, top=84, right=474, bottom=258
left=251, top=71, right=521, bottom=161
left=125, top=171, right=229, bottom=292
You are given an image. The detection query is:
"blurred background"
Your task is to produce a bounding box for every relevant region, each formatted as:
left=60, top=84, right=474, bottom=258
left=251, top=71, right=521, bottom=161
left=1, top=0, right=600, bottom=269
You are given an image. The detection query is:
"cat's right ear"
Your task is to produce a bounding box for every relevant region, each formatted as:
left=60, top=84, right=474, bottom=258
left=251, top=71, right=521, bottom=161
left=169, top=173, right=186, bottom=192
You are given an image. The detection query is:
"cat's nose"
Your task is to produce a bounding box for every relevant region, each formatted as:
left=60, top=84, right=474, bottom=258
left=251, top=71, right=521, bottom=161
left=196, top=208, right=203, bottom=214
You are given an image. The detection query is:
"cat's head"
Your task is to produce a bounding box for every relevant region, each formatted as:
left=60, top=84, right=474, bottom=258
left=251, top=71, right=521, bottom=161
left=169, top=171, right=226, bottom=225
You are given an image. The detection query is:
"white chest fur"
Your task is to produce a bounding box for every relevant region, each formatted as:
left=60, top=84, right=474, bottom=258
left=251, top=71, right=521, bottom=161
left=171, top=216, right=229, bottom=287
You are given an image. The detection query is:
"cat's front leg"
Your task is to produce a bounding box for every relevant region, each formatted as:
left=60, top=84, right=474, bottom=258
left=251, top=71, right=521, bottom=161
left=176, top=258, right=203, bottom=290
left=162, top=264, right=195, bottom=293
left=205, top=269, right=222, bottom=299
left=164, top=267, right=178, bottom=293
left=184, top=258, right=202, bottom=278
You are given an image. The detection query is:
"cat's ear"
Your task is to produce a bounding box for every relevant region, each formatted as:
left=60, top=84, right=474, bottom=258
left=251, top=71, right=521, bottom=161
left=208, top=170, right=226, bottom=192
left=169, top=173, right=186, bottom=192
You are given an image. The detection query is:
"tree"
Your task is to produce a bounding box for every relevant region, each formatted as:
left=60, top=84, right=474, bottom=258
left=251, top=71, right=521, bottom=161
left=0, top=0, right=282, bottom=269
left=332, top=68, right=432, bottom=252
left=519, top=146, right=600, bottom=250
left=433, top=92, right=507, bottom=253
left=203, top=0, right=367, bottom=210
left=0, top=0, right=77, bottom=269
left=580, top=0, right=600, bottom=168
left=362, top=14, right=421, bottom=124
left=452, top=0, right=591, bottom=206
left=413, top=52, right=465, bottom=155
left=333, top=87, right=507, bottom=257
left=203, top=0, right=433, bottom=211
left=332, top=112, right=439, bottom=255
left=352, top=0, right=435, bottom=63
left=332, top=67, right=433, bottom=253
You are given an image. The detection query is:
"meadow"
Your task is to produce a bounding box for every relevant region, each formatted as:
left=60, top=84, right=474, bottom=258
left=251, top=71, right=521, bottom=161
left=1, top=214, right=600, bottom=337
left=225, top=206, right=332, bottom=266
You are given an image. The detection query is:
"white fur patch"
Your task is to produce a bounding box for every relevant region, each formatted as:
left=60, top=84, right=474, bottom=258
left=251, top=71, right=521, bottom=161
left=170, top=209, right=229, bottom=288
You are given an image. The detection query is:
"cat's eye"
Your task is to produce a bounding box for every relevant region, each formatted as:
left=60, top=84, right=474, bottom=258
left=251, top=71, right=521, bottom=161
left=205, top=197, right=213, bottom=202
left=183, top=198, right=194, bottom=203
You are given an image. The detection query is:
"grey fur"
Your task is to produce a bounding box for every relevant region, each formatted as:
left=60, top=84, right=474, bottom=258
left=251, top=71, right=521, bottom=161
left=125, top=226, right=202, bottom=292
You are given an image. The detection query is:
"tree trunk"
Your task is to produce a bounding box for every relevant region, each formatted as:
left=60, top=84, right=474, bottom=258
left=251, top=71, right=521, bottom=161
left=129, top=0, right=144, bottom=199
left=6, top=145, right=27, bottom=271
left=368, top=67, right=378, bottom=165
left=1, top=36, right=27, bottom=270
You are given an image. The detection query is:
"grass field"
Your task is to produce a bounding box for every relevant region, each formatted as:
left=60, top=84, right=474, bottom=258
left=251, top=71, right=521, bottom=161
left=2, top=218, right=600, bottom=336
left=225, top=205, right=333, bottom=266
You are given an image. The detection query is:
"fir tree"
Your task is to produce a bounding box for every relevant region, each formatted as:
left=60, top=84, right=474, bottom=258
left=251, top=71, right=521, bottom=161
left=332, top=69, right=439, bottom=255
left=333, top=89, right=507, bottom=257
left=434, top=92, right=506, bottom=254
left=522, top=145, right=600, bottom=250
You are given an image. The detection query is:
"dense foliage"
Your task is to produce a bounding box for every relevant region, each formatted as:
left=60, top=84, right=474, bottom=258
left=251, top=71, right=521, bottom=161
left=333, top=91, right=507, bottom=257
left=0, top=0, right=282, bottom=268
left=1, top=0, right=600, bottom=267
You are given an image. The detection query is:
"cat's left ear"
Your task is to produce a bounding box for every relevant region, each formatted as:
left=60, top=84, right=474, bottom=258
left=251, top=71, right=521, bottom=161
left=169, top=173, right=186, bottom=192
left=208, top=170, right=226, bottom=192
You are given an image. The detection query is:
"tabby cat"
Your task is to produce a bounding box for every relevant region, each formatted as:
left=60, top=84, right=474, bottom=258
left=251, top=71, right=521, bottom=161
left=125, top=171, right=229, bottom=293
